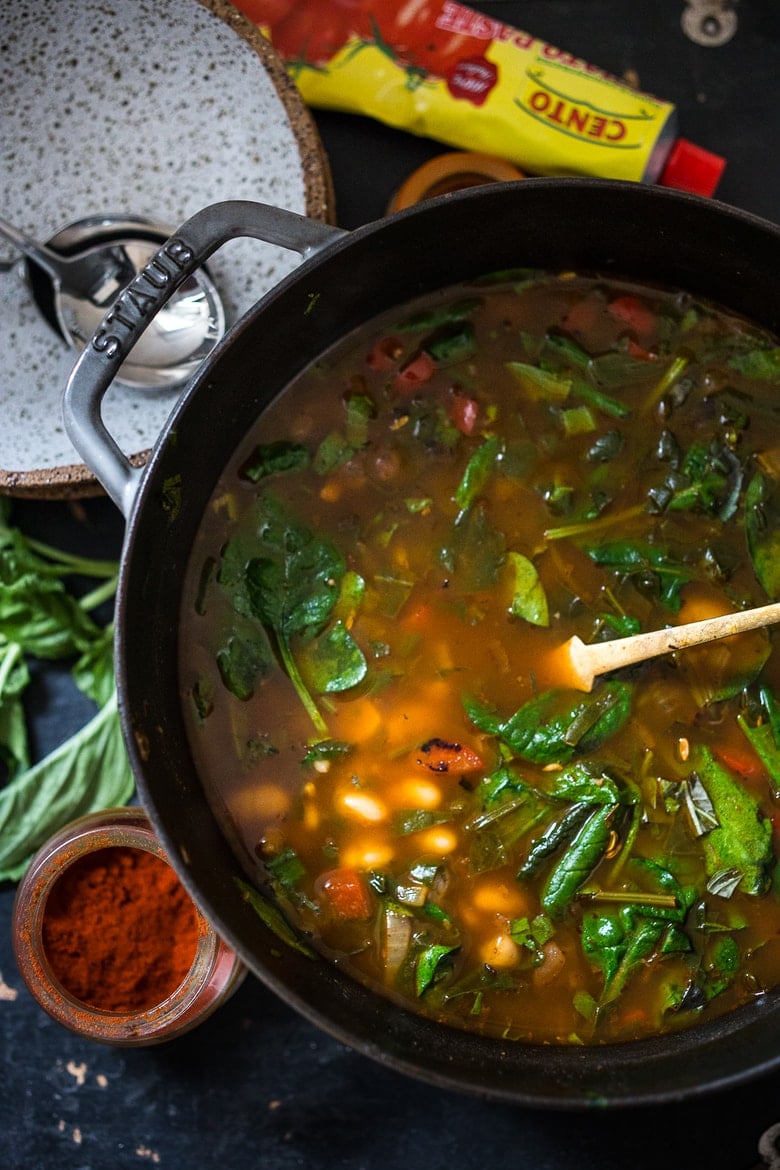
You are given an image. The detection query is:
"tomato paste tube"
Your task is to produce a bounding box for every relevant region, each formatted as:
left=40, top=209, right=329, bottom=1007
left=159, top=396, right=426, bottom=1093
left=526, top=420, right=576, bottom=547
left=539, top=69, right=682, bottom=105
left=235, top=0, right=725, bottom=196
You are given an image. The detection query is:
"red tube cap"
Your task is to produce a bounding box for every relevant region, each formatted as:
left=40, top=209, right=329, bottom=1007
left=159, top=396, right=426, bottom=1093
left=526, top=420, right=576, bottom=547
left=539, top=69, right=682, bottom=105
left=659, top=138, right=726, bottom=198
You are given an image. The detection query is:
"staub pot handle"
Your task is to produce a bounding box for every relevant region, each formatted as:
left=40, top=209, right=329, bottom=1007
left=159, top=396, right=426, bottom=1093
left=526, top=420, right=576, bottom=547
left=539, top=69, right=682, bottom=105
left=63, top=200, right=346, bottom=516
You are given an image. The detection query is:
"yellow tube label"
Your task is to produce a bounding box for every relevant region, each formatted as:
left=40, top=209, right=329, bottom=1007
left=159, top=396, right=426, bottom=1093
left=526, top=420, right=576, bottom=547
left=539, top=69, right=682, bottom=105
left=252, top=1, right=677, bottom=184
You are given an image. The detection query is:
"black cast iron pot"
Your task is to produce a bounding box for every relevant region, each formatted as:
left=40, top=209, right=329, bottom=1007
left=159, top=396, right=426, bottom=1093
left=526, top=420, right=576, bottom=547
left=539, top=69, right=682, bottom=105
left=64, top=180, right=780, bottom=1108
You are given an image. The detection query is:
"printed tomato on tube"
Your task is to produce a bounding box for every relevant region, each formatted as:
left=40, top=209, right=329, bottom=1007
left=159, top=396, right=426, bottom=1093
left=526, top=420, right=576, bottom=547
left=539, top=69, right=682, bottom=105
left=235, top=0, right=725, bottom=195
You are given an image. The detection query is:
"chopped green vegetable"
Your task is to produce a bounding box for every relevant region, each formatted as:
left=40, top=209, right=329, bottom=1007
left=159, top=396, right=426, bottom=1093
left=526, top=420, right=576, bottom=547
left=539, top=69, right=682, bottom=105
left=694, top=746, right=773, bottom=895
left=505, top=552, right=549, bottom=627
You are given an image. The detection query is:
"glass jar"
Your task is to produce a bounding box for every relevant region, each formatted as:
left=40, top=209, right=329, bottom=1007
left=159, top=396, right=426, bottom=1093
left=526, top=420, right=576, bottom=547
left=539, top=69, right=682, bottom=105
left=12, top=806, right=246, bottom=1046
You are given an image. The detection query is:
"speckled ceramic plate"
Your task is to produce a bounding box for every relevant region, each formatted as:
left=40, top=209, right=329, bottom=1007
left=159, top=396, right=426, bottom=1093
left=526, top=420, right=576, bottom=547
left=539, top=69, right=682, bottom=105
left=0, top=0, right=333, bottom=498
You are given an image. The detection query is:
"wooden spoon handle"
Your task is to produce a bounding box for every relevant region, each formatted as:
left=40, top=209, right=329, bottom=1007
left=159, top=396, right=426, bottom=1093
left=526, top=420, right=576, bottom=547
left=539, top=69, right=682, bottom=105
left=565, top=601, right=780, bottom=691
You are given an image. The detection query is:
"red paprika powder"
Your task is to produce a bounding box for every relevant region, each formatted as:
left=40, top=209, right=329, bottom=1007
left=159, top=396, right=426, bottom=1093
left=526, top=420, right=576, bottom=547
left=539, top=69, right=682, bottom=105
left=14, top=808, right=246, bottom=1045
left=42, top=846, right=200, bottom=1012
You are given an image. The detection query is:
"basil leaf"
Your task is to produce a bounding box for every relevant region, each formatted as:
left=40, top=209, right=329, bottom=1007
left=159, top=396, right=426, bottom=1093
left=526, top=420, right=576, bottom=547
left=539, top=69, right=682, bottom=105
left=0, top=693, right=133, bottom=881
left=516, top=802, right=592, bottom=878
left=236, top=877, right=317, bottom=959
left=0, top=644, right=31, bottom=778
left=541, top=804, right=615, bottom=918
left=487, top=682, right=632, bottom=765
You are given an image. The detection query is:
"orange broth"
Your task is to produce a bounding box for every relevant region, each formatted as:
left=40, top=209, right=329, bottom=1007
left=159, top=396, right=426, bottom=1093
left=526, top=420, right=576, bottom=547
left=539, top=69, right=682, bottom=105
left=180, top=270, right=780, bottom=1044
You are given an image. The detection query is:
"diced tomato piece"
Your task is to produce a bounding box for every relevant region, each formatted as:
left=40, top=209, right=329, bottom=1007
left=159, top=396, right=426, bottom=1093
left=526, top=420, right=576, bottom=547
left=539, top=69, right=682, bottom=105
left=400, top=602, right=434, bottom=630
left=316, top=868, right=373, bottom=920
left=367, top=335, right=403, bottom=371
left=450, top=393, right=479, bottom=435
left=394, top=351, right=436, bottom=393
left=714, top=745, right=762, bottom=779
left=414, top=737, right=483, bottom=774
left=232, top=0, right=295, bottom=25
left=627, top=338, right=657, bottom=362
left=608, top=295, right=656, bottom=337
left=561, top=295, right=601, bottom=336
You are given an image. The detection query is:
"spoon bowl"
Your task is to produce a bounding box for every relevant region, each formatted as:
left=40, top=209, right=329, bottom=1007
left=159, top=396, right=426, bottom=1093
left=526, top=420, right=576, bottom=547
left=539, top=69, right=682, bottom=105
left=2, top=214, right=226, bottom=390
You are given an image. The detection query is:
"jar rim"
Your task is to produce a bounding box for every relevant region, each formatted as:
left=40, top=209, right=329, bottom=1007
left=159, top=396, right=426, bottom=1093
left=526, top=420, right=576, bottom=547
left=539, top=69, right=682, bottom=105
left=12, top=807, right=242, bottom=1045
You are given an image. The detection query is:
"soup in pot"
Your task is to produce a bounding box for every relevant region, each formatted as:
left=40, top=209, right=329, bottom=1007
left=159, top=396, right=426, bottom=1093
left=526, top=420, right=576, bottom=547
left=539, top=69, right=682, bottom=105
left=180, top=269, right=780, bottom=1045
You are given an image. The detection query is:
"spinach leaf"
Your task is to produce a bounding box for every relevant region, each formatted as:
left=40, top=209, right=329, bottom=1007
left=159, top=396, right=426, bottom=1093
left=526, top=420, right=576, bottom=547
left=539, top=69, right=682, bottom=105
left=728, top=346, right=780, bottom=379
left=313, top=394, right=375, bottom=474
left=506, top=552, right=549, bottom=626
left=601, top=918, right=665, bottom=1007
left=416, top=943, right=460, bottom=996
left=582, top=908, right=666, bottom=1007
left=663, top=441, right=743, bottom=521
left=454, top=436, right=504, bottom=512
left=695, top=935, right=741, bottom=1002
left=745, top=472, right=780, bottom=599
left=299, top=620, right=368, bottom=694
left=241, top=492, right=355, bottom=734
left=426, top=324, right=476, bottom=366
left=240, top=440, right=310, bottom=482
left=466, top=682, right=632, bottom=765
left=694, top=746, right=773, bottom=895
left=440, top=503, right=506, bottom=591
left=217, top=628, right=272, bottom=701
left=587, top=540, right=692, bottom=611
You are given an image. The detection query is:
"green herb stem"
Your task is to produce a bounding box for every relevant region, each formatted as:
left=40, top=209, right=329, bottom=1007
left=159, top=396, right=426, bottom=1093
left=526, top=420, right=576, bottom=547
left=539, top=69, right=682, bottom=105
left=544, top=503, right=646, bottom=542
left=78, top=576, right=119, bottom=614
left=641, top=353, right=689, bottom=415
left=22, top=537, right=119, bottom=579
left=279, top=638, right=329, bottom=738
left=579, top=889, right=679, bottom=909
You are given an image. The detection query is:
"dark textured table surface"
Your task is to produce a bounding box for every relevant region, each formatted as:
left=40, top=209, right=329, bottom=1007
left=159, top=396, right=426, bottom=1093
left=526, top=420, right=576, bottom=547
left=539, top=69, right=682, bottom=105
left=4, top=3, right=780, bottom=1167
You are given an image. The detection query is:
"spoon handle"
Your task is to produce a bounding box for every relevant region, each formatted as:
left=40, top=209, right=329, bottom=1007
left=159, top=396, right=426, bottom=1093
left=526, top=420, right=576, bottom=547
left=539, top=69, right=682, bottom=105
left=0, top=214, right=65, bottom=283
left=566, top=600, right=780, bottom=691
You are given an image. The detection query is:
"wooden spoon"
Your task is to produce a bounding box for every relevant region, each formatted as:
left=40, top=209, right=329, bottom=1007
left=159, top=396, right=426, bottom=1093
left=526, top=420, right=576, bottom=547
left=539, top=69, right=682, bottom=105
left=559, top=601, right=780, bottom=692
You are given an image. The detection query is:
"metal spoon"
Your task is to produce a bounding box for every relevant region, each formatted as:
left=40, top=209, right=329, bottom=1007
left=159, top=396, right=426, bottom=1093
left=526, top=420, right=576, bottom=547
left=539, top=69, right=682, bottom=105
left=557, top=600, right=780, bottom=691
left=0, top=213, right=226, bottom=389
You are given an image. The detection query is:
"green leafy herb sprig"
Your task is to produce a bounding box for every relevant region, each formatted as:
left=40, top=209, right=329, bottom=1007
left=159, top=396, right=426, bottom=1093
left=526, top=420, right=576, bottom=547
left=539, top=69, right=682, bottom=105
left=0, top=500, right=132, bottom=881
